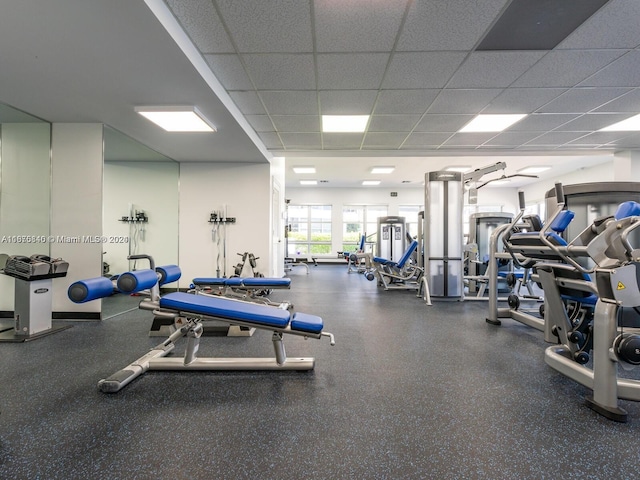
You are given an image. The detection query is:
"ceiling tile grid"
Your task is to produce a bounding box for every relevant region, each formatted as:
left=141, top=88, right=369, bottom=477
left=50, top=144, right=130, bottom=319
left=164, top=0, right=640, bottom=155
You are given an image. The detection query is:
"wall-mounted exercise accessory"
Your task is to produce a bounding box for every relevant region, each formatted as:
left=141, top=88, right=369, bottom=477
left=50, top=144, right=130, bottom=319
left=119, top=204, right=148, bottom=269
left=209, top=205, right=235, bottom=277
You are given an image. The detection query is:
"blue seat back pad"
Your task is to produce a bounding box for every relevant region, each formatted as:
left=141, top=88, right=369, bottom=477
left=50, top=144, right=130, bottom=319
left=397, top=240, right=419, bottom=268
left=160, top=292, right=290, bottom=329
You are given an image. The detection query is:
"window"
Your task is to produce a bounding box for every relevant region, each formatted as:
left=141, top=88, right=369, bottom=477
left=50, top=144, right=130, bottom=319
left=287, top=204, right=332, bottom=256
left=342, top=205, right=388, bottom=252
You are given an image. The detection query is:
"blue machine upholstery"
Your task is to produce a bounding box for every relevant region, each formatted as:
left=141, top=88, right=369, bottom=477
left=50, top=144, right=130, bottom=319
left=68, top=277, right=114, bottom=303
left=156, top=265, right=181, bottom=286
left=374, top=240, right=418, bottom=268
left=615, top=201, right=640, bottom=220
left=550, top=210, right=575, bottom=233
left=290, top=312, right=324, bottom=334
left=159, top=292, right=319, bottom=331
left=117, top=269, right=159, bottom=293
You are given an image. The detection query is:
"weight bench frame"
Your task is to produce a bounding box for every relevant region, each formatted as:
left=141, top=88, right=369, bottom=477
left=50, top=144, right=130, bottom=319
left=98, top=292, right=335, bottom=393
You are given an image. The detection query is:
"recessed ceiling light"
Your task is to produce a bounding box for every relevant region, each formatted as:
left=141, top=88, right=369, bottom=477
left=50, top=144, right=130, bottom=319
left=459, top=114, right=527, bottom=133
left=293, top=166, right=316, bottom=174
left=371, top=166, right=395, bottom=174
left=599, top=113, right=640, bottom=131
left=362, top=180, right=381, bottom=186
left=322, top=115, right=369, bottom=133
left=135, top=106, right=216, bottom=132
left=300, top=180, right=317, bottom=186
left=445, top=166, right=472, bottom=173
left=517, top=166, right=551, bottom=174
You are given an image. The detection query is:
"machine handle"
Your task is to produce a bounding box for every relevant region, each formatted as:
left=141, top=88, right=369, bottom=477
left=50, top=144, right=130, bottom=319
left=127, top=254, right=155, bottom=270
left=518, top=191, right=525, bottom=210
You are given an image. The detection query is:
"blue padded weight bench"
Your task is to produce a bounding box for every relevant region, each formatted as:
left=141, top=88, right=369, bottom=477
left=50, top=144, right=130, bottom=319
left=190, top=276, right=293, bottom=337
left=68, top=267, right=335, bottom=393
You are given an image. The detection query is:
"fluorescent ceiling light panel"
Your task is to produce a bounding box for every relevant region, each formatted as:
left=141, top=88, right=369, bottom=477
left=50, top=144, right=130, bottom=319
left=459, top=114, right=527, bottom=133
left=518, top=166, right=551, bottom=174
left=135, top=106, right=216, bottom=132
left=293, top=166, right=316, bottom=174
left=599, top=113, right=640, bottom=131
left=322, top=115, right=369, bottom=133
left=300, top=180, right=317, bottom=185
left=371, top=166, right=395, bottom=174
left=445, top=166, right=472, bottom=173
left=362, top=180, right=381, bottom=186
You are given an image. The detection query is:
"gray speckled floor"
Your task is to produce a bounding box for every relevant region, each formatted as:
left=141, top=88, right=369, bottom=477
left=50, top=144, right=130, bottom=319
left=1, top=265, right=639, bottom=479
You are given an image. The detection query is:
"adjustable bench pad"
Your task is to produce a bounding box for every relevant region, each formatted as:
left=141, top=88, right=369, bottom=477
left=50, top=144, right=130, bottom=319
left=159, top=292, right=322, bottom=333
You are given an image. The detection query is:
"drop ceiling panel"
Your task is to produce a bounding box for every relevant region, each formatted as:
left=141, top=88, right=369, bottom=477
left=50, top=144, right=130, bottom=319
left=537, top=87, right=632, bottom=113
left=443, top=132, right=498, bottom=147
left=476, top=0, right=609, bottom=51
left=512, top=50, right=628, bottom=88
left=579, top=50, right=640, bottom=87
left=482, top=131, right=546, bottom=146
left=402, top=132, right=453, bottom=146
left=566, top=131, right=631, bottom=145
left=362, top=132, right=408, bottom=148
left=593, top=89, right=640, bottom=113
left=272, top=115, right=320, bottom=132
left=228, top=91, right=266, bottom=115
left=482, top=88, right=567, bottom=113
left=318, top=90, right=378, bottom=115
left=507, top=114, right=579, bottom=131
left=216, top=0, right=312, bottom=53
left=524, top=131, right=593, bottom=146
left=314, top=0, right=408, bottom=52
left=316, top=54, right=389, bottom=90
left=165, top=0, right=235, bottom=53
left=605, top=133, right=640, bottom=148
left=374, top=90, right=439, bottom=115
left=280, top=132, right=322, bottom=148
left=382, top=52, right=467, bottom=89
left=204, top=54, right=253, bottom=90
left=414, top=114, right=474, bottom=132
left=322, top=133, right=365, bottom=149
left=559, top=0, right=640, bottom=49
left=397, top=0, right=508, bottom=51
left=259, top=91, right=318, bottom=115
left=447, top=52, right=546, bottom=88
left=245, top=115, right=274, bottom=132
left=427, top=89, right=502, bottom=114
left=554, top=113, right=632, bottom=131
left=242, top=54, right=315, bottom=90
left=257, top=132, right=283, bottom=149
left=368, top=115, right=422, bottom=132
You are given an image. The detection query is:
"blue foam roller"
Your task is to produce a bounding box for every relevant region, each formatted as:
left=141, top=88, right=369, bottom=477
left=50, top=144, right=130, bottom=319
left=117, top=269, right=158, bottom=293
left=68, top=277, right=114, bottom=303
left=156, top=265, right=181, bottom=285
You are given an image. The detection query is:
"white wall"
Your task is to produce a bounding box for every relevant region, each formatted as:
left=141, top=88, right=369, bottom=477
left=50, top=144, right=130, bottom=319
left=178, top=162, right=271, bottom=288
left=103, top=161, right=179, bottom=275
left=51, top=123, right=103, bottom=314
